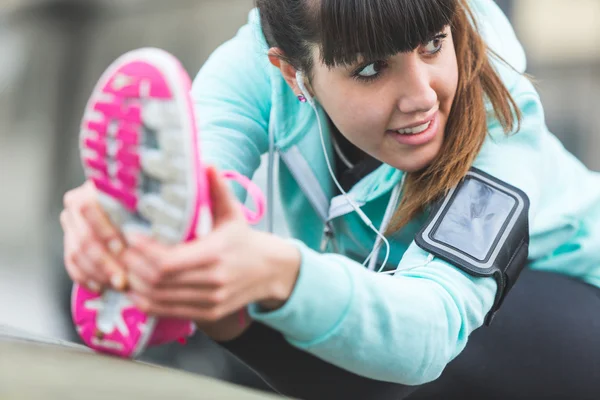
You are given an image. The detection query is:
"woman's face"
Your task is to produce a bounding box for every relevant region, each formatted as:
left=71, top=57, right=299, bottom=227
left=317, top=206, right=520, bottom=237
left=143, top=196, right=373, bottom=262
left=309, top=26, right=458, bottom=172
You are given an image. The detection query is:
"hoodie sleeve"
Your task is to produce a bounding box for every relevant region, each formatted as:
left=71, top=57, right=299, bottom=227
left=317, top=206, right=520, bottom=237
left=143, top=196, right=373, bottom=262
left=249, top=238, right=497, bottom=385
left=191, top=10, right=272, bottom=200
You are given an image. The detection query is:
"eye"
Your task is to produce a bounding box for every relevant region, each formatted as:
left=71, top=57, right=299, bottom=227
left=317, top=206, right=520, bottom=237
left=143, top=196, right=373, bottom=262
left=421, top=33, right=448, bottom=55
left=358, top=63, right=379, bottom=78
left=354, top=60, right=388, bottom=81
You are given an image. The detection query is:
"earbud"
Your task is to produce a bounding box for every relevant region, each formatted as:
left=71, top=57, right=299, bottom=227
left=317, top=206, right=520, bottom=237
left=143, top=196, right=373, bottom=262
left=296, top=70, right=315, bottom=106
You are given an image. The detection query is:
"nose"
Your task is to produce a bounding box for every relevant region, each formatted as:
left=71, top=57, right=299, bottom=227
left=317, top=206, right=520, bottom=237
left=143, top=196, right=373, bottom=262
left=396, top=57, right=437, bottom=114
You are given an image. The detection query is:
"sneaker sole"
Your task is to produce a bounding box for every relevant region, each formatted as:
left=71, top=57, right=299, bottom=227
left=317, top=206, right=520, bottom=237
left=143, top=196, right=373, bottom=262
left=72, top=48, right=210, bottom=358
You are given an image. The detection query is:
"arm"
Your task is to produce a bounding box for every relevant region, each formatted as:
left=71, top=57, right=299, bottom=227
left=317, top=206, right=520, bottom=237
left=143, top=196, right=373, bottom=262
left=249, top=77, right=547, bottom=385
left=250, top=238, right=496, bottom=385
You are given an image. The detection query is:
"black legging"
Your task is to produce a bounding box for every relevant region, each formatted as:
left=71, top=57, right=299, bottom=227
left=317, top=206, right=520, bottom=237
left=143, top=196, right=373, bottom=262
left=219, top=268, right=600, bottom=400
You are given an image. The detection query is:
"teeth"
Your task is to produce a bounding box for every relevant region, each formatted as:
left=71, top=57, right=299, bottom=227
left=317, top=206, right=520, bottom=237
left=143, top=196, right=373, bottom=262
left=397, top=121, right=431, bottom=135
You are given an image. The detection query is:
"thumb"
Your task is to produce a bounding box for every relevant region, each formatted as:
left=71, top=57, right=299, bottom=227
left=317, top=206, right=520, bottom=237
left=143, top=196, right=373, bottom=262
left=206, top=166, right=245, bottom=222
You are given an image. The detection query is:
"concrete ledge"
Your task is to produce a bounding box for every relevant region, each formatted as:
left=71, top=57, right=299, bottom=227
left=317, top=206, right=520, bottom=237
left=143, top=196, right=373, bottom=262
left=0, top=324, right=284, bottom=400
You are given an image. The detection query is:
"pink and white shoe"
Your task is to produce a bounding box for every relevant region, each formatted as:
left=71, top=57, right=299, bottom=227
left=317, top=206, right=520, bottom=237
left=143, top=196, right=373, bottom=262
left=71, top=48, right=265, bottom=358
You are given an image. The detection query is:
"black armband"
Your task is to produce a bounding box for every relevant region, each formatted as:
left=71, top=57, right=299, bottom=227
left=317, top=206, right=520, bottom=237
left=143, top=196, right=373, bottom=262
left=415, top=168, right=530, bottom=325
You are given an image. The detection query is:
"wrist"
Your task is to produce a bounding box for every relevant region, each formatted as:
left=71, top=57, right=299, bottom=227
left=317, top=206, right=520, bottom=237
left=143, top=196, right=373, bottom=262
left=197, top=309, right=252, bottom=342
left=257, top=233, right=301, bottom=311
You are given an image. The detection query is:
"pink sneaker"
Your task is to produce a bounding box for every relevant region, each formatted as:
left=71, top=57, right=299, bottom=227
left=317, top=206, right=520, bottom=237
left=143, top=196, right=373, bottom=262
left=71, top=48, right=265, bottom=358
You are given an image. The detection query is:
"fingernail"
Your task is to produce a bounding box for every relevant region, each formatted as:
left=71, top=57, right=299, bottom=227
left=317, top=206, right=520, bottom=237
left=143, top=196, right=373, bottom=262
left=107, top=238, right=124, bottom=255
left=87, top=280, right=101, bottom=293
left=111, top=272, right=127, bottom=291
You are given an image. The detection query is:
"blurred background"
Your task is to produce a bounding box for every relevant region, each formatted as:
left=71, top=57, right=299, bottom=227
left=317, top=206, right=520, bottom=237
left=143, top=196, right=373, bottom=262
left=0, top=0, right=598, bottom=392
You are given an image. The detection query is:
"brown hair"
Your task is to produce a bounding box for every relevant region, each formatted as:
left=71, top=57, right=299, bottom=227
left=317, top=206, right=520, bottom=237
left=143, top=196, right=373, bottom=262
left=257, top=0, right=522, bottom=232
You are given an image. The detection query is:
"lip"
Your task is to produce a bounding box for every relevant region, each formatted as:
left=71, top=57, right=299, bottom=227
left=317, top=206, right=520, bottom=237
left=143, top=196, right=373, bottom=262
left=387, top=111, right=439, bottom=147
left=391, top=111, right=438, bottom=131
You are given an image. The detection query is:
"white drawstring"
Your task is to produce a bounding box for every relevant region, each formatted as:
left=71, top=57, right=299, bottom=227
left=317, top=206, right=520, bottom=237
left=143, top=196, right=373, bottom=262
left=366, top=173, right=406, bottom=272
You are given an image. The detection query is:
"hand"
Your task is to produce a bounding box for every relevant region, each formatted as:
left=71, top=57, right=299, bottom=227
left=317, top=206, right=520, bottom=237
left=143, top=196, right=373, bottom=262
left=60, top=181, right=127, bottom=293
left=123, top=166, right=301, bottom=335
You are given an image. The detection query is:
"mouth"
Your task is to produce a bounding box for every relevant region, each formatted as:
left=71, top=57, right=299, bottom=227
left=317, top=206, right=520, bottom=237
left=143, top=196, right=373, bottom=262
left=387, top=111, right=439, bottom=146
left=390, top=111, right=438, bottom=135
left=394, top=120, right=433, bottom=136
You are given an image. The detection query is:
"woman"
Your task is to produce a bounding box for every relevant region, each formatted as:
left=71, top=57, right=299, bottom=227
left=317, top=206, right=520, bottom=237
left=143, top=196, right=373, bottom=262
left=61, top=0, right=600, bottom=398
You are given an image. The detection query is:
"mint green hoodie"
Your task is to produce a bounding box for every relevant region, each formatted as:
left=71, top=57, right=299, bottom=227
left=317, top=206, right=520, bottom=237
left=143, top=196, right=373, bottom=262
left=192, top=0, right=600, bottom=385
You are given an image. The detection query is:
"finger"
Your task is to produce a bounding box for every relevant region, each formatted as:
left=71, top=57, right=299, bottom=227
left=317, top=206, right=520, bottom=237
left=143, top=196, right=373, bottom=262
left=126, top=233, right=220, bottom=274
left=123, top=234, right=169, bottom=264
left=128, top=294, right=227, bottom=322
left=59, top=209, right=70, bottom=231
left=82, top=241, right=126, bottom=291
left=206, top=165, right=245, bottom=222
left=62, top=184, right=115, bottom=291
left=68, top=207, right=93, bottom=247
left=122, top=248, right=158, bottom=292
left=64, top=257, right=101, bottom=293
left=82, top=203, right=125, bottom=256
left=63, top=245, right=86, bottom=285
left=63, top=187, right=84, bottom=210
left=73, top=252, right=107, bottom=289
left=65, top=213, right=107, bottom=284
left=155, top=267, right=226, bottom=288
left=69, top=207, right=127, bottom=290
left=130, top=286, right=222, bottom=307
left=62, top=215, right=104, bottom=291
left=130, top=278, right=255, bottom=322
left=123, top=246, right=221, bottom=292
left=63, top=181, right=96, bottom=209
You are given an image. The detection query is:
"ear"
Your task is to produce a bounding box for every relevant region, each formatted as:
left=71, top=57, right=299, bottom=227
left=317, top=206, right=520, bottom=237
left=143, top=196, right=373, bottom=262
left=268, top=47, right=314, bottom=99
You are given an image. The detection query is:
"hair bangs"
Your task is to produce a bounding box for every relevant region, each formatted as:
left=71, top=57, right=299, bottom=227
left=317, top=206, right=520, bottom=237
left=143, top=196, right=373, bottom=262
left=318, top=0, right=457, bottom=67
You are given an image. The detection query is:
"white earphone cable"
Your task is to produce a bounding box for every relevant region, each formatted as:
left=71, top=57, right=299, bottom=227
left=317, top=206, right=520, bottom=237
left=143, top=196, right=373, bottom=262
left=296, top=71, right=393, bottom=270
